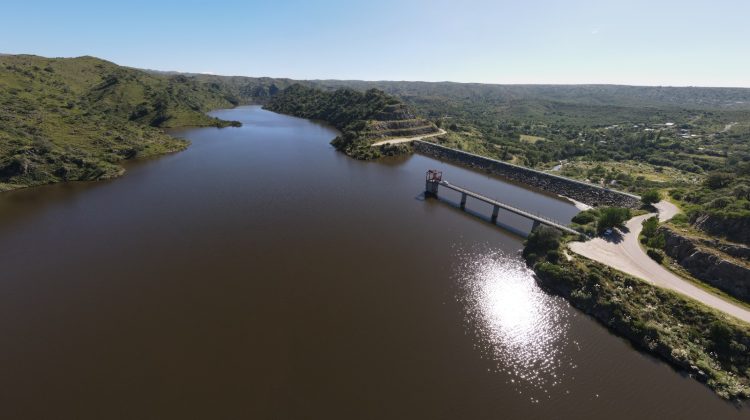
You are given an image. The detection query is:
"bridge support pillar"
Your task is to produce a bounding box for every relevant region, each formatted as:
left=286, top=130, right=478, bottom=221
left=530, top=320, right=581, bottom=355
left=531, top=220, right=541, bottom=232
left=491, top=205, right=500, bottom=223
left=425, top=181, right=439, bottom=197
left=460, top=193, right=467, bottom=209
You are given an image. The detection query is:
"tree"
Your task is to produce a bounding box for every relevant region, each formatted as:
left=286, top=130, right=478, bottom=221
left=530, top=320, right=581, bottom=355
left=596, top=207, right=631, bottom=234
left=522, top=226, right=562, bottom=264
left=641, top=216, right=659, bottom=238
left=647, top=248, right=665, bottom=263
left=641, top=190, right=661, bottom=205
left=705, top=172, right=734, bottom=190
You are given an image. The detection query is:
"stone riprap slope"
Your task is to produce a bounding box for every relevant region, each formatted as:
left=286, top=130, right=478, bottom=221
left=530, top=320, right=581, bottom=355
left=360, top=104, right=439, bottom=140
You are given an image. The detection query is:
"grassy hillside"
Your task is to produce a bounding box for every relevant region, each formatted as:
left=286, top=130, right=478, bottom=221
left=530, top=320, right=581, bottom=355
left=264, top=84, right=440, bottom=159
left=0, top=55, right=240, bottom=191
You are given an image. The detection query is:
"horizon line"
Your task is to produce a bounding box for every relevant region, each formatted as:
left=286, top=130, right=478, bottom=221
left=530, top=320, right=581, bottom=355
left=4, top=51, right=750, bottom=90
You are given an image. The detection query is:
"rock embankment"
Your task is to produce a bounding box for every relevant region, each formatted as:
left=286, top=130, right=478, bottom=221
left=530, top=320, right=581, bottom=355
left=697, top=236, right=750, bottom=261
left=362, top=121, right=438, bottom=139
left=692, top=213, right=750, bottom=246
left=413, top=140, right=641, bottom=208
left=659, top=226, right=750, bottom=303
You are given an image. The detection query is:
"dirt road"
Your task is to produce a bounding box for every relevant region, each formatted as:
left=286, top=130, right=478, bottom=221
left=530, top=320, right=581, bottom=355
left=370, top=129, right=446, bottom=147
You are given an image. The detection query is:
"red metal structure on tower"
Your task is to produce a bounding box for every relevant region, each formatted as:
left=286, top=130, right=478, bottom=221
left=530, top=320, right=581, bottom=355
left=426, top=170, right=442, bottom=183
left=425, top=170, right=442, bottom=196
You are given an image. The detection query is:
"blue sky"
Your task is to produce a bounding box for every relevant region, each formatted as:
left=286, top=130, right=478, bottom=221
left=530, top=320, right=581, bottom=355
left=2, top=0, right=749, bottom=86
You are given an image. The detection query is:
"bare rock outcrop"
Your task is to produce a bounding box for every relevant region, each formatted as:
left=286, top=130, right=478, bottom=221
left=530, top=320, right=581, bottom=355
left=692, top=213, right=750, bottom=246
left=659, top=226, right=750, bottom=303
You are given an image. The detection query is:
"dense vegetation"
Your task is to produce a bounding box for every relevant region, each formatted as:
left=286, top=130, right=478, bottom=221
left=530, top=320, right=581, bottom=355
left=525, top=230, right=750, bottom=400
left=668, top=170, right=750, bottom=245
left=0, top=55, right=240, bottom=191
left=307, top=80, right=750, bottom=177
left=265, top=84, right=396, bottom=130
left=570, top=206, right=633, bottom=236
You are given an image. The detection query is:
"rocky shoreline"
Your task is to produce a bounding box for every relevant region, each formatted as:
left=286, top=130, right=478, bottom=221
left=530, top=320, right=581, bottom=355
left=531, top=255, right=750, bottom=400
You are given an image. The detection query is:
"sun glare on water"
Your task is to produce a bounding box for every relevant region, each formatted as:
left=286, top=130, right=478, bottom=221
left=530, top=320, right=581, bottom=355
left=457, top=249, right=574, bottom=394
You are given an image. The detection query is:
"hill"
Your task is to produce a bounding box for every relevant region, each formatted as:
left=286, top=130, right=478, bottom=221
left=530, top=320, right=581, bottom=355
left=0, top=54, right=240, bottom=191
left=264, top=84, right=440, bottom=159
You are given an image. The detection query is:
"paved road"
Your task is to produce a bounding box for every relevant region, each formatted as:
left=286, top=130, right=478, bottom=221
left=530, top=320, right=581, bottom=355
left=370, top=129, right=447, bottom=147
left=569, top=201, right=750, bottom=324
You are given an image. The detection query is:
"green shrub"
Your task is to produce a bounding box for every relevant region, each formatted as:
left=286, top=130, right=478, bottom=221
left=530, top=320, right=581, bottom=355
left=705, top=172, right=734, bottom=190
left=647, top=248, right=665, bottom=263
left=523, top=226, right=562, bottom=264
left=571, top=210, right=598, bottom=225
left=641, top=216, right=659, bottom=238
left=669, top=213, right=689, bottom=226
left=641, top=189, right=661, bottom=205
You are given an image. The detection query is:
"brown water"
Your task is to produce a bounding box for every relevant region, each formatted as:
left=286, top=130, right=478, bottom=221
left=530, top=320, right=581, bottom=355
left=0, top=106, right=747, bottom=419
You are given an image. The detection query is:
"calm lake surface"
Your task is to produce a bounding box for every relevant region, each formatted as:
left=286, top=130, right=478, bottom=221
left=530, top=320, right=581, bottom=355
left=0, top=106, right=747, bottom=419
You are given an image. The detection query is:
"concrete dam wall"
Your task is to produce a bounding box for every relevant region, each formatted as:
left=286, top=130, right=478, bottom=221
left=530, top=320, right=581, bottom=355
left=413, top=141, right=641, bottom=209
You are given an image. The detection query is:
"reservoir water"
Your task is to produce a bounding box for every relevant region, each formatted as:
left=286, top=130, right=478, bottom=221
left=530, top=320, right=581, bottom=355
left=0, top=106, right=746, bottom=419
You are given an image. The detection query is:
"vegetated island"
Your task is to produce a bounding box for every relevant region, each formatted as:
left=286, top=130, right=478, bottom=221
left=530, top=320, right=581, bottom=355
left=264, top=84, right=441, bottom=159
left=0, top=55, right=242, bottom=192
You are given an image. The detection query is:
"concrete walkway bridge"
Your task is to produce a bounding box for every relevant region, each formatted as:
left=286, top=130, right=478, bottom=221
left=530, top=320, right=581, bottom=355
left=424, top=170, right=584, bottom=237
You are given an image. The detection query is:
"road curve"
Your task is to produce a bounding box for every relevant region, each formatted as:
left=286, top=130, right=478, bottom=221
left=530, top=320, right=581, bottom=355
left=568, top=201, right=750, bottom=324
left=370, top=129, right=447, bottom=147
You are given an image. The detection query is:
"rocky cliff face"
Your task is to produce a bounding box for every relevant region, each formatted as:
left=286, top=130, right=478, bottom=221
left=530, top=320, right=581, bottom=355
left=697, top=236, right=750, bottom=261
left=659, top=226, right=750, bottom=303
left=692, top=213, right=750, bottom=246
